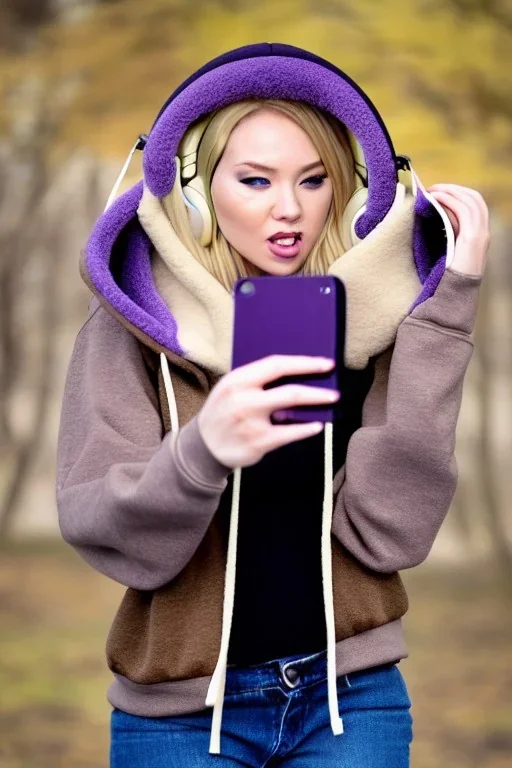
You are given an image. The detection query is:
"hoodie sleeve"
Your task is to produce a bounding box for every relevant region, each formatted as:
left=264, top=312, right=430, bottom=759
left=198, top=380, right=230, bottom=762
left=331, top=266, right=482, bottom=573
left=56, top=299, right=232, bottom=591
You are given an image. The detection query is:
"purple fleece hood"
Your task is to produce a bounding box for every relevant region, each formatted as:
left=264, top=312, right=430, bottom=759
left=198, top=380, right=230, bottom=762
left=83, top=42, right=448, bottom=359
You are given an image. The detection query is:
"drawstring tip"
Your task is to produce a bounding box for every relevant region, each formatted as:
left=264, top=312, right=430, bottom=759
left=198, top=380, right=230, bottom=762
left=208, top=694, right=224, bottom=755
left=206, top=665, right=227, bottom=754
left=331, top=715, right=344, bottom=735
left=209, top=732, right=221, bottom=755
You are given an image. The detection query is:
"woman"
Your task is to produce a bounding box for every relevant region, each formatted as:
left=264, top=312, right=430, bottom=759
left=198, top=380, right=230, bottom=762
left=57, top=43, right=489, bottom=766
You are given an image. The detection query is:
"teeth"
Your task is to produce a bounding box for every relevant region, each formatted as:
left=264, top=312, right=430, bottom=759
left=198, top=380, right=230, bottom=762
left=274, top=237, right=295, bottom=245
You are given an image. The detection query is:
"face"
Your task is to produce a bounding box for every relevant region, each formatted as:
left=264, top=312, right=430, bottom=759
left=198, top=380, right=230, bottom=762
left=210, top=109, right=333, bottom=276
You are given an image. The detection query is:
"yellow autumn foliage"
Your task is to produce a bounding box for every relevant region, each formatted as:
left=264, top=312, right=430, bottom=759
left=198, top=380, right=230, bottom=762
left=0, top=0, right=510, bottom=213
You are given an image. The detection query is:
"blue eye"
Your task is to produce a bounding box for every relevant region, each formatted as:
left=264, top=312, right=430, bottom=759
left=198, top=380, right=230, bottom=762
left=238, top=174, right=327, bottom=188
left=239, top=177, right=270, bottom=187
left=302, top=174, right=327, bottom=188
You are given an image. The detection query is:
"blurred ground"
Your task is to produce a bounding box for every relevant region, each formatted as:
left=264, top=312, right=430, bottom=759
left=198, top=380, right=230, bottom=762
left=0, top=539, right=510, bottom=767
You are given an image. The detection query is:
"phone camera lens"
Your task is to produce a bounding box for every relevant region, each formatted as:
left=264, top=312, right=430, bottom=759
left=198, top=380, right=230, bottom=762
left=320, top=286, right=331, bottom=295
left=240, top=281, right=256, bottom=296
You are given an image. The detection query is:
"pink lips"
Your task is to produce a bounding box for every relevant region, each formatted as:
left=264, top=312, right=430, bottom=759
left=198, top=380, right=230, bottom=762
left=266, top=232, right=303, bottom=260
left=269, top=231, right=302, bottom=241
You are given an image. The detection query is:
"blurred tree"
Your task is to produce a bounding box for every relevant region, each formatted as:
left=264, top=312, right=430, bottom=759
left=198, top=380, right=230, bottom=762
left=0, top=0, right=54, bottom=52
left=0, top=0, right=510, bottom=207
left=6, top=0, right=54, bottom=27
left=473, top=247, right=512, bottom=582
left=0, top=0, right=509, bottom=554
left=0, top=74, right=102, bottom=538
left=0, top=79, right=56, bottom=538
left=445, top=0, right=512, bottom=28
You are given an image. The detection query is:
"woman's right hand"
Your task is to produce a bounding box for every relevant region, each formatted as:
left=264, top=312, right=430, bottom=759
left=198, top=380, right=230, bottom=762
left=197, top=355, right=339, bottom=469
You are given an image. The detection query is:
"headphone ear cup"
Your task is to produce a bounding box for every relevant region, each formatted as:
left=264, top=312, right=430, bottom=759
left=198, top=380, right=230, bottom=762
left=180, top=176, right=213, bottom=247
left=340, top=186, right=369, bottom=250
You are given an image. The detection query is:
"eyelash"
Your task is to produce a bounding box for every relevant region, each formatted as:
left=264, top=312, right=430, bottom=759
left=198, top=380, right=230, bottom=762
left=239, top=174, right=327, bottom=188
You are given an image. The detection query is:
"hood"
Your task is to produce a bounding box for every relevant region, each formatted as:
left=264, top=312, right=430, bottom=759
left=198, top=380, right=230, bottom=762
left=82, top=42, right=453, bottom=376
left=81, top=42, right=456, bottom=756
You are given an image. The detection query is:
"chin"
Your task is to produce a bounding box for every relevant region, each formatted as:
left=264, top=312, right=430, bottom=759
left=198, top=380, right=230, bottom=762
left=266, top=263, right=303, bottom=276
left=252, top=255, right=308, bottom=277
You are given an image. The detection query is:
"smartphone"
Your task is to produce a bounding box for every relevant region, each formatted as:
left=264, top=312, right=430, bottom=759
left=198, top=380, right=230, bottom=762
left=231, top=275, right=346, bottom=423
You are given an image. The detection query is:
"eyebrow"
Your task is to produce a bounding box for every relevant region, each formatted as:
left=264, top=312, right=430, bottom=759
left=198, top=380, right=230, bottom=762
left=235, top=160, right=325, bottom=173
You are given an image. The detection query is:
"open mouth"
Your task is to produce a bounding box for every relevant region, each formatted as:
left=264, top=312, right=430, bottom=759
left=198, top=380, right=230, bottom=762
left=268, top=232, right=302, bottom=246
left=266, top=232, right=303, bottom=260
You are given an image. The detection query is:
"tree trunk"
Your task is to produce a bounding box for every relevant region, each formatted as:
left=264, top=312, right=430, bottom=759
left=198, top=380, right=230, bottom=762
left=0, top=236, right=60, bottom=538
left=474, top=260, right=512, bottom=581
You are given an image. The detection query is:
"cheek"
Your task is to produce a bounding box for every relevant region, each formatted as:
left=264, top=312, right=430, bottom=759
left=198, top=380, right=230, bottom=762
left=317, top=186, right=334, bottom=226
left=211, top=178, right=264, bottom=237
left=304, top=191, right=332, bottom=240
left=210, top=176, right=236, bottom=230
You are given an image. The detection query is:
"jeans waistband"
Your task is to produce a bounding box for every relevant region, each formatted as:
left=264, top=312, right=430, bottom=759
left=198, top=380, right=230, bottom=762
left=225, top=649, right=328, bottom=695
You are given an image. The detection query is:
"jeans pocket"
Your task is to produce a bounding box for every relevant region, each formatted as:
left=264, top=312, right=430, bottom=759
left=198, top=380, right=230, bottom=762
left=347, top=663, right=412, bottom=709
left=343, top=662, right=412, bottom=704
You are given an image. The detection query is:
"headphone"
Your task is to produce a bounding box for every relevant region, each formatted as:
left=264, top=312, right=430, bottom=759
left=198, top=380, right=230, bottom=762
left=175, top=117, right=215, bottom=247
left=175, top=116, right=369, bottom=250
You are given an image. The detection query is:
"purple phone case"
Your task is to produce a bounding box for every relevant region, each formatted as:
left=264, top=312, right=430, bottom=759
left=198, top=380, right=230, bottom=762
left=232, top=275, right=346, bottom=423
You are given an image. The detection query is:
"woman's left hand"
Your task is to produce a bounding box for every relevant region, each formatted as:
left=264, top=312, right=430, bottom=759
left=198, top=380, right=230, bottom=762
left=427, top=183, right=490, bottom=277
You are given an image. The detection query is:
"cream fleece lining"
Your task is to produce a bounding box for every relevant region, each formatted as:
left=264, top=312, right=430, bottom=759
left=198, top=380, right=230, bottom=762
left=138, top=186, right=233, bottom=376
left=138, top=183, right=422, bottom=375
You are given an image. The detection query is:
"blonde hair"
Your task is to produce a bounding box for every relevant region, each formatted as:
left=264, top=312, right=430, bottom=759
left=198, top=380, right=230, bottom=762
left=162, top=99, right=356, bottom=291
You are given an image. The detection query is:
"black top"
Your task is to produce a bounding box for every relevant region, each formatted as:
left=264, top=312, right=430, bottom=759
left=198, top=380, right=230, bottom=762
left=226, top=362, right=375, bottom=667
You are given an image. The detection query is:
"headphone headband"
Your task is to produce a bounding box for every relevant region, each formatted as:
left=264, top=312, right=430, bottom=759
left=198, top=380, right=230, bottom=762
left=144, top=54, right=398, bottom=239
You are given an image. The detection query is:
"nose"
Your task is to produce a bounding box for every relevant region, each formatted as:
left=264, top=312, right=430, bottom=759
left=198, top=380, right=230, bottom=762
left=271, top=184, right=302, bottom=222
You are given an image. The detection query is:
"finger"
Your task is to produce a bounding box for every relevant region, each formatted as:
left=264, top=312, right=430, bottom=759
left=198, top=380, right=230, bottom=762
left=431, top=190, right=489, bottom=274
left=444, top=208, right=460, bottom=237
left=429, top=184, right=489, bottom=228
left=430, top=186, right=484, bottom=224
left=255, top=383, right=340, bottom=414
left=229, top=354, right=335, bottom=388
left=430, top=195, right=460, bottom=236
left=429, top=182, right=485, bottom=206
left=261, top=420, right=325, bottom=452
left=428, top=189, right=487, bottom=240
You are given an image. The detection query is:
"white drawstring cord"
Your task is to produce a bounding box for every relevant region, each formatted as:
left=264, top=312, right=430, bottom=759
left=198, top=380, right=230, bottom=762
left=322, top=421, right=344, bottom=736
left=206, top=465, right=242, bottom=754
left=160, top=348, right=240, bottom=754
left=104, top=136, right=146, bottom=213
left=160, top=353, right=180, bottom=434
left=160, top=350, right=341, bottom=750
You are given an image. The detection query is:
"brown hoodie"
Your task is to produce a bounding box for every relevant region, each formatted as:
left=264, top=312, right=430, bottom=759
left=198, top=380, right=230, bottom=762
left=57, top=236, right=481, bottom=727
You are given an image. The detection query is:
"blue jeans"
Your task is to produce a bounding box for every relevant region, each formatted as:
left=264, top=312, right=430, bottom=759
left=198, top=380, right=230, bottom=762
left=110, top=649, right=413, bottom=767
